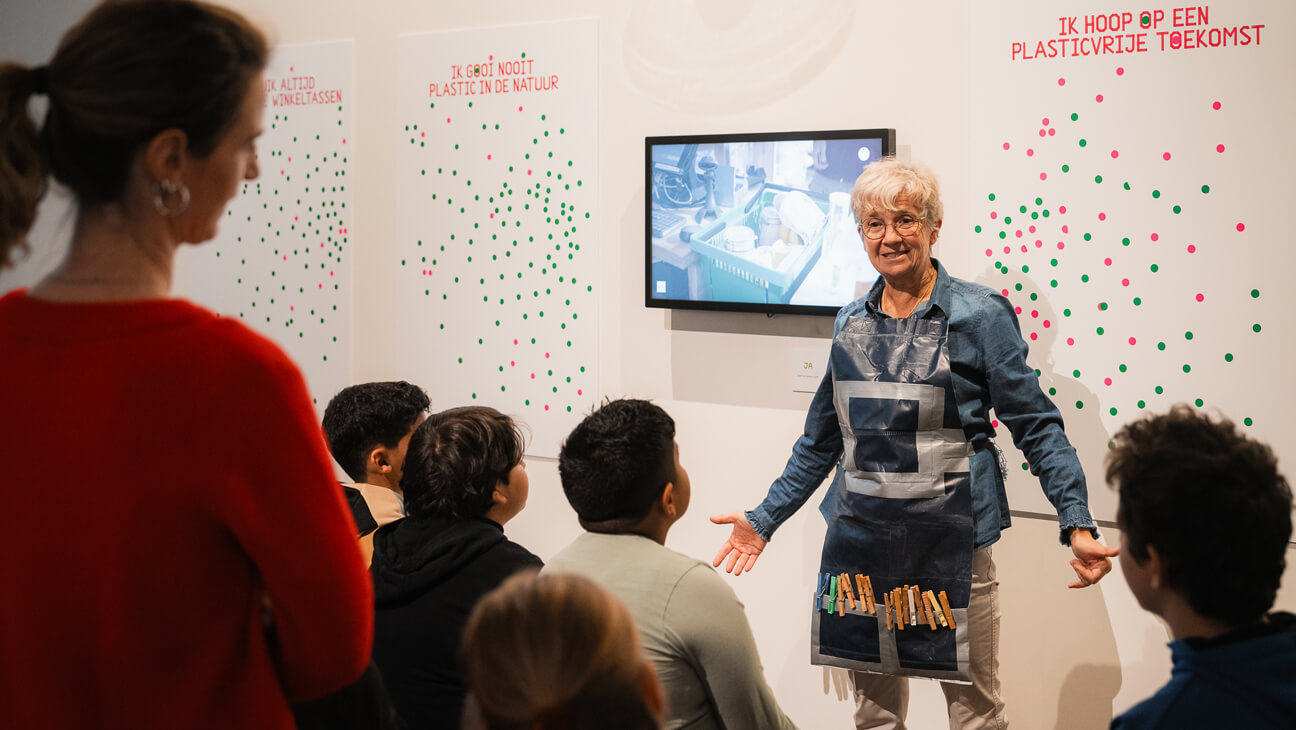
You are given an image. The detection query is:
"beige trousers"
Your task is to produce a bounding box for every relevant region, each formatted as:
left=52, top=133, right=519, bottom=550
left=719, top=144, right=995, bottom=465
left=850, top=547, right=1007, bottom=730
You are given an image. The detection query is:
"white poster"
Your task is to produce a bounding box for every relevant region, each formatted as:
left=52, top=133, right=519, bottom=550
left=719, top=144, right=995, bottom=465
left=970, top=3, right=1293, bottom=520
left=395, top=19, right=599, bottom=458
left=174, top=40, right=355, bottom=413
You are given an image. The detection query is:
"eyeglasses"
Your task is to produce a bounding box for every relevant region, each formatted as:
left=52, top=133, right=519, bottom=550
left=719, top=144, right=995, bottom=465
left=859, top=214, right=922, bottom=241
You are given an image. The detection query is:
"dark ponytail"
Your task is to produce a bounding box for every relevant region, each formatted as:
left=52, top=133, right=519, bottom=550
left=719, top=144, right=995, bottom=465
left=0, top=63, right=48, bottom=268
left=0, top=0, right=268, bottom=269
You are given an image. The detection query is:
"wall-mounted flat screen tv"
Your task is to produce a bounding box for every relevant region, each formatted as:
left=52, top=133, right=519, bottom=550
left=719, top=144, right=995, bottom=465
left=646, top=128, right=896, bottom=316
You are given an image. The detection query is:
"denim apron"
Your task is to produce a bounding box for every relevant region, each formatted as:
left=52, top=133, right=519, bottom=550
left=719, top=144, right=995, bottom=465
left=809, top=312, right=975, bottom=683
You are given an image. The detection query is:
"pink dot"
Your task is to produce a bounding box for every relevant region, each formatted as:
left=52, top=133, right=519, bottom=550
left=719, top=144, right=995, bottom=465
left=1236, top=223, right=1246, bottom=232
left=446, top=117, right=451, bottom=123
left=527, top=169, right=533, bottom=175
left=1059, top=206, right=1068, bottom=215
left=577, top=389, right=583, bottom=396
left=1187, top=245, right=1197, bottom=253
left=330, top=270, right=334, bottom=277
left=1003, top=246, right=1011, bottom=254
left=544, top=405, right=550, bottom=411
left=290, top=66, right=294, bottom=72
left=1002, top=289, right=1010, bottom=297
left=1015, top=230, right=1023, bottom=238
left=990, top=211, right=998, bottom=220
left=1039, top=129, right=1047, bottom=138
left=318, top=284, right=322, bottom=289
left=514, top=339, right=518, bottom=345
left=1195, top=293, right=1204, bottom=302
left=1029, top=225, right=1037, bottom=234
left=1096, top=94, right=1105, bottom=103
left=1035, top=240, right=1043, bottom=248
left=1042, top=117, right=1050, bottom=125
left=1104, top=257, right=1112, bottom=266
left=1216, top=144, right=1225, bottom=153
left=545, top=352, right=551, bottom=358
left=1031, top=310, right=1039, bottom=318
left=487, top=154, right=492, bottom=160
left=1061, top=225, right=1069, bottom=233
left=530, top=373, right=536, bottom=379
left=1027, top=149, right=1034, bottom=157
left=1030, top=332, right=1039, bottom=341
left=518, top=106, right=523, bottom=112
left=283, top=255, right=287, bottom=261
left=1043, top=320, right=1051, bottom=328
left=1122, top=278, right=1130, bottom=287
left=1150, top=233, right=1159, bottom=241
left=1067, top=337, right=1076, bottom=346
left=1048, top=128, right=1056, bottom=136
left=1003, top=142, right=1011, bottom=150
left=1212, top=101, right=1221, bottom=110
left=1015, top=306, right=1023, bottom=315
left=1098, top=212, right=1107, bottom=221
left=1129, top=337, right=1137, bottom=345
left=1116, top=67, right=1125, bottom=75
left=280, top=170, right=285, bottom=175
left=1020, top=245, right=1028, bottom=253
left=421, top=132, right=425, bottom=138
left=489, top=55, right=494, bottom=60
left=289, top=305, right=294, bottom=311
left=342, top=138, right=347, bottom=144
left=489, top=213, right=494, bottom=219
left=510, top=361, right=515, bottom=366
left=1104, top=378, right=1113, bottom=386
left=1058, top=77, right=1066, bottom=86
left=1040, top=172, right=1048, bottom=181
left=1057, top=242, right=1065, bottom=250
left=985, top=249, right=993, bottom=256
left=1111, top=150, right=1119, bottom=159
left=1162, top=152, right=1172, bottom=161
left=992, top=419, right=1000, bottom=428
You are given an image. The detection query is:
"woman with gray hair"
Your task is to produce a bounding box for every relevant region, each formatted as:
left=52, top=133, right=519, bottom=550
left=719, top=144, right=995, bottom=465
left=713, top=159, right=1118, bottom=728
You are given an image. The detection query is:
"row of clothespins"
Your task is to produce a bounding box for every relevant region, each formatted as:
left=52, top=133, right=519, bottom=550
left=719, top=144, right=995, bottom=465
left=816, top=573, right=957, bottom=632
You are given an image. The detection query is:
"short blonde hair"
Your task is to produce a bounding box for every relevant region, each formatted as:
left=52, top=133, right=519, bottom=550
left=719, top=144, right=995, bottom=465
left=463, top=572, right=661, bottom=730
left=850, top=159, right=944, bottom=230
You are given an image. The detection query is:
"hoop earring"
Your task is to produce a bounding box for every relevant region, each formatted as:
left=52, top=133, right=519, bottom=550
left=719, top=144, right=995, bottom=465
left=153, top=180, right=191, bottom=217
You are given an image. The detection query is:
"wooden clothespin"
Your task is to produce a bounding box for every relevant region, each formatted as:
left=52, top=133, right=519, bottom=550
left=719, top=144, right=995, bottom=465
left=920, top=590, right=937, bottom=630
left=883, top=591, right=893, bottom=630
left=926, top=590, right=947, bottom=628
left=894, top=589, right=905, bottom=630
left=939, top=590, right=957, bottom=630
left=862, top=575, right=875, bottom=614
left=840, top=573, right=857, bottom=610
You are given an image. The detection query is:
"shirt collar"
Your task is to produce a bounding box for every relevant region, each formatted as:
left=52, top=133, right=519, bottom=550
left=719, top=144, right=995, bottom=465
left=863, top=258, right=950, bottom=319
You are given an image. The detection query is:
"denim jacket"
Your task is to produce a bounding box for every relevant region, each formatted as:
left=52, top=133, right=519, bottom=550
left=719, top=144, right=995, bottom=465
left=747, top=259, right=1095, bottom=549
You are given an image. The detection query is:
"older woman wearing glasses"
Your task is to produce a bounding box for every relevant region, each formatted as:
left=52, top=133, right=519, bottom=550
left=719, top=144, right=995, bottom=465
left=712, top=159, right=1119, bottom=728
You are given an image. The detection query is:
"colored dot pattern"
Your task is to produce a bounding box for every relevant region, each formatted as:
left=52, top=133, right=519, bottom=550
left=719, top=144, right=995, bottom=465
left=185, top=50, right=353, bottom=412
left=976, top=61, right=1265, bottom=431
left=396, top=41, right=596, bottom=455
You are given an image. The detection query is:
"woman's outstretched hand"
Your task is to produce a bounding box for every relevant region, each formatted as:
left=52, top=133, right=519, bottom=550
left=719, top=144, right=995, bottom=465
left=710, top=512, right=768, bottom=575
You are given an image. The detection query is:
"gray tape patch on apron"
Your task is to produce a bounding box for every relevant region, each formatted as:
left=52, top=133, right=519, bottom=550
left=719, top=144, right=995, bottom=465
left=809, top=313, right=975, bottom=684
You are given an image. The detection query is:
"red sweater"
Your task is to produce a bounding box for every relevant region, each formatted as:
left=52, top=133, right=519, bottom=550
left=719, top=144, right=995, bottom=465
left=0, top=290, right=373, bottom=729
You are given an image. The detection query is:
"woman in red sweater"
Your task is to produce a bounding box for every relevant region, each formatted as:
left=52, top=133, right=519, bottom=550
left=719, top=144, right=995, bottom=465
left=0, top=2, right=373, bottom=727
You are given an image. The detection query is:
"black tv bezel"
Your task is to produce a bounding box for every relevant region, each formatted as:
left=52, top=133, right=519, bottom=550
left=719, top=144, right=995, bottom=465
left=645, top=128, right=896, bottom=317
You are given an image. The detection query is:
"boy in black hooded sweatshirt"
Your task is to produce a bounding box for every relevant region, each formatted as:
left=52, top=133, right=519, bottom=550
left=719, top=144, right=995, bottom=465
left=368, top=406, right=540, bottom=729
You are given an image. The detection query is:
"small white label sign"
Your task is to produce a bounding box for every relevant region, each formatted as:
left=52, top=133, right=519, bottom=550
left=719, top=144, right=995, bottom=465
left=789, top=347, right=828, bottom=393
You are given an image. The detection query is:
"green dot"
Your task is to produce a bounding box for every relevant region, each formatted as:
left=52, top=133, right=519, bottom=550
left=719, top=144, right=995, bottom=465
left=1096, top=327, right=1105, bottom=335
left=1050, top=280, right=1058, bottom=288
left=1075, top=400, right=1085, bottom=409
left=1021, top=462, right=1029, bottom=471
left=1150, top=264, right=1159, bottom=273
left=1155, top=386, right=1164, bottom=395
left=1122, top=237, right=1130, bottom=246
left=1021, top=265, right=1030, bottom=273
left=1201, top=185, right=1210, bottom=194
left=1244, top=417, right=1254, bottom=427
left=1253, top=323, right=1262, bottom=333
left=1084, top=233, right=1092, bottom=241
left=1014, top=283, right=1023, bottom=291
left=1172, top=205, right=1182, bottom=214
left=974, top=225, right=982, bottom=233
left=1182, top=364, right=1192, bottom=373
left=1109, top=407, right=1118, bottom=416
left=1099, top=301, right=1107, bottom=310
left=1034, top=197, right=1043, bottom=206
left=1004, top=216, right=1013, bottom=225
left=988, top=193, right=996, bottom=201
left=1157, top=342, right=1166, bottom=351
left=1185, top=331, right=1194, bottom=340
left=1194, top=398, right=1204, bottom=407
left=1019, top=205, right=1027, bottom=214
left=1152, top=190, right=1161, bottom=199
left=1123, top=182, right=1131, bottom=190
left=1062, top=164, right=1070, bottom=173
left=1063, top=308, right=1071, bottom=317
left=1225, top=353, right=1234, bottom=362
left=1072, top=369, right=1081, bottom=378
left=1133, top=297, right=1142, bottom=306
left=1079, top=139, right=1087, bottom=147
left=1070, top=112, right=1078, bottom=121
left=1251, top=289, right=1260, bottom=298
left=1137, top=400, right=1146, bottom=408
left=1048, top=387, right=1057, bottom=396
left=1095, top=175, right=1103, bottom=184
left=1081, top=274, right=1090, bottom=283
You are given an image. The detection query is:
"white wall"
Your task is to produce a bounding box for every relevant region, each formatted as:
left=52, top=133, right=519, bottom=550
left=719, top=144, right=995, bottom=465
left=3, top=2, right=1294, bottom=728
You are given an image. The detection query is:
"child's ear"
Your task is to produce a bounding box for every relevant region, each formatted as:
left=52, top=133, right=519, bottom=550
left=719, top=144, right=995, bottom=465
left=491, top=484, right=508, bottom=506
left=659, top=482, right=677, bottom=519
left=1145, top=545, right=1165, bottom=590
left=368, top=446, right=393, bottom=474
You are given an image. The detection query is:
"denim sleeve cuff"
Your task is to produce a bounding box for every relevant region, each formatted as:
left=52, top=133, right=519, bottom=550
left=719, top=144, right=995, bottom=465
left=1057, top=504, right=1098, bottom=545
left=746, top=508, right=775, bottom=542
